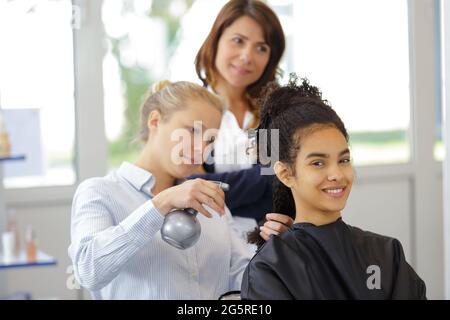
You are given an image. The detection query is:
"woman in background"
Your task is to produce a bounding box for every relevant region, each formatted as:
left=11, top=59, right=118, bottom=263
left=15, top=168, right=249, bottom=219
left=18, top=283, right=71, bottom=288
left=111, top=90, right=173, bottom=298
left=193, top=0, right=292, bottom=242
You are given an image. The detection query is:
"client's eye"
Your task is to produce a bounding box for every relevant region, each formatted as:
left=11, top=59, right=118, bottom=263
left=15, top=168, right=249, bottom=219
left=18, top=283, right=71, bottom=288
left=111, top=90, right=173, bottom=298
left=311, top=160, right=324, bottom=168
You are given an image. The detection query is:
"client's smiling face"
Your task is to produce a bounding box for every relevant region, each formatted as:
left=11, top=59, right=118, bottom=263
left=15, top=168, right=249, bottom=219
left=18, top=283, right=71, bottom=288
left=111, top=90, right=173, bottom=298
left=287, top=126, right=354, bottom=221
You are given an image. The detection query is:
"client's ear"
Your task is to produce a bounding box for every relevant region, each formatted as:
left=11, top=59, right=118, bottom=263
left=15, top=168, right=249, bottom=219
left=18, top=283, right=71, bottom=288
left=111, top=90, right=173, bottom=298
left=274, top=161, right=293, bottom=187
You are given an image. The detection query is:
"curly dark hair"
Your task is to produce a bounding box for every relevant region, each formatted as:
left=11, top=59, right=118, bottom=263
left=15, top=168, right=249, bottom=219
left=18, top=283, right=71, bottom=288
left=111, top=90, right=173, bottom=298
left=247, top=73, right=349, bottom=247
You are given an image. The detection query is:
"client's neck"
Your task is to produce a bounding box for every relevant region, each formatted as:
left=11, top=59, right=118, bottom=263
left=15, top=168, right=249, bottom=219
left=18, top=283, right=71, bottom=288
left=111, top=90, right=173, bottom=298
left=294, top=210, right=341, bottom=226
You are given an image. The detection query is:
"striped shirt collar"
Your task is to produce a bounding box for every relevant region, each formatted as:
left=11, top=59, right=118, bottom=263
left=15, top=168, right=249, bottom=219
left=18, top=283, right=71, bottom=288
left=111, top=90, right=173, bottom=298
left=117, top=161, right=155, bottom=197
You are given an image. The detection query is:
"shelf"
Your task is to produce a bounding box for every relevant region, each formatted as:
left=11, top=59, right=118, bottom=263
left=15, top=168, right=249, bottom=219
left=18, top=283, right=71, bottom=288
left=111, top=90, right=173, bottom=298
left=0, top=155, right=25, bottom=162
left=0, top=250, right=57, bottom=269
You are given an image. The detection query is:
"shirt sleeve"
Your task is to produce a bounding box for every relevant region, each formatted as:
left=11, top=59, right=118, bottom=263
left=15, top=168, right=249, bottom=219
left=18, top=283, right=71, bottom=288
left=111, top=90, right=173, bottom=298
left=68, top=179, right=165, bottom=291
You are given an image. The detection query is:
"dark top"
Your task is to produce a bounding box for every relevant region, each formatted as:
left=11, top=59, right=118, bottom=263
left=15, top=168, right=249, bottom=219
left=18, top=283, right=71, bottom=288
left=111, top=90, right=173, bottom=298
left=189, top=164, right=273, bottom=221
left=241, top=218, right=426, bottom=300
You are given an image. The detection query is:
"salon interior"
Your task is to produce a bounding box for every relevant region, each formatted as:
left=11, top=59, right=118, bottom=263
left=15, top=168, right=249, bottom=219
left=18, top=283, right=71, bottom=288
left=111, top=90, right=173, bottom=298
left=0, top=0, right=450, bottom=300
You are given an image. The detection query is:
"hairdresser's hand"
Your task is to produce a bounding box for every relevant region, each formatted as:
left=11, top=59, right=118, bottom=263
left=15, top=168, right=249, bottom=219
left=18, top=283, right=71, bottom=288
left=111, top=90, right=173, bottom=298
left=152, top=178, right=225, bottom=218
left=259, top=213, right=294, bottom=241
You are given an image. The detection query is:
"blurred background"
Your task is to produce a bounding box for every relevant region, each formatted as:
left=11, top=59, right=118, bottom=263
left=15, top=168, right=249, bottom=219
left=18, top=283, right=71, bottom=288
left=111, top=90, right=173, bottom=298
left=0, top=0, right=449, bottom=299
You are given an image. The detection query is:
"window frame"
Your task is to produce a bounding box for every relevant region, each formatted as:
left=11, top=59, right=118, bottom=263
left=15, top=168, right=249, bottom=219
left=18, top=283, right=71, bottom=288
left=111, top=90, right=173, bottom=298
left=440, top=0, right=450, bottom=300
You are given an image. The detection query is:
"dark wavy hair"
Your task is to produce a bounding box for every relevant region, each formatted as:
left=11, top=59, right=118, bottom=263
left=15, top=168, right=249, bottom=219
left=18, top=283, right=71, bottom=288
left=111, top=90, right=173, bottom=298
left=247, top=74, right=349, bottom=247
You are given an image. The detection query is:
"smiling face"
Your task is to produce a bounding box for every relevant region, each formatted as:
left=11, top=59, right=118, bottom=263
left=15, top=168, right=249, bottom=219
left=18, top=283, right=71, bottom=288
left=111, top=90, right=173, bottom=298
left=276, top=126, right=354, bottom=225
left=214, top=15, right=270, bottom=91
left=150, top=98, right=222, bottom=179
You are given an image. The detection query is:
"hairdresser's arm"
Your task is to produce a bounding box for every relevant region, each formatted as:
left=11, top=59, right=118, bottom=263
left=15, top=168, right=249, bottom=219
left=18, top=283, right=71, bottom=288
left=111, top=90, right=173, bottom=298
left=69, top=179, right=225, bottom=291
left=189, top=165, right=274, bottom=211
left=68, top=180, right=165, bottom=291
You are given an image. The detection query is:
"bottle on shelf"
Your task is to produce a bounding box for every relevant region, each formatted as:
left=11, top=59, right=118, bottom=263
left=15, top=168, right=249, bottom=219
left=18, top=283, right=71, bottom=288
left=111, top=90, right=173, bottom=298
left=25, top=225, right=37, bottom=262
left=6, top=209, right=20, bottom=257
left=0, top=109, right=11, bottom=158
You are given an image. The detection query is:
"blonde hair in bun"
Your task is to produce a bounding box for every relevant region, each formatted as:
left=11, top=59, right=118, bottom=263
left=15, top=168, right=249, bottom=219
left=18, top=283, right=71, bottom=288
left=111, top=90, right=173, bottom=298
left=150, top=80, right=172, bottom=94
left=138, top=80, right=226, bottom=142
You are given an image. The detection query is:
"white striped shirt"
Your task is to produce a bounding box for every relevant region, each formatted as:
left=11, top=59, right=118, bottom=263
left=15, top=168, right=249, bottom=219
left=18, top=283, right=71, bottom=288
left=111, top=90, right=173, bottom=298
left=68, top=162, right=253, bottom=300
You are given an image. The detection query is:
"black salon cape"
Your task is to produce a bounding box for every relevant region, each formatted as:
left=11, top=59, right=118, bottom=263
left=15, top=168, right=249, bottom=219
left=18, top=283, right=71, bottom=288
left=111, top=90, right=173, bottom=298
left=241, top=218, right=426, bottom=300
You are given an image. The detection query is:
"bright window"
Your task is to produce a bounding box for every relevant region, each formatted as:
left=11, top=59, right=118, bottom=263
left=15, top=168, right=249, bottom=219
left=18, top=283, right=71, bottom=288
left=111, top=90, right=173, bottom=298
left=286, top=0, right=411, bottom=166
left=102, top=0, right=199, bottom=170
left=0, top=0, right=76, bottom=188
left=103, top=0, right=413, bottom=168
